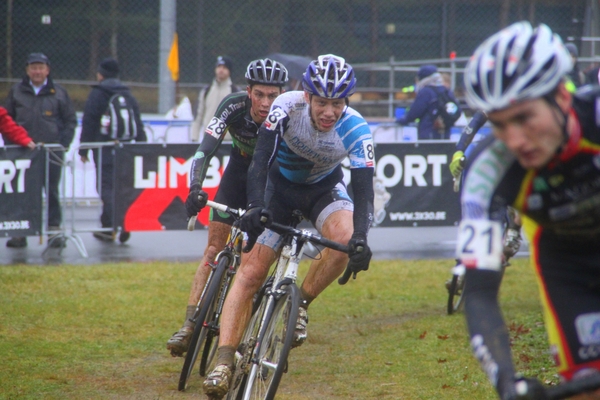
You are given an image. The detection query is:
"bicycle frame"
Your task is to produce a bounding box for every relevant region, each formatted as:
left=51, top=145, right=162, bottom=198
left=178, top=200, right=246, bottom=391
left=238, top=227, right=305, bottom=400
left=232, top=219, right=350, bottom=400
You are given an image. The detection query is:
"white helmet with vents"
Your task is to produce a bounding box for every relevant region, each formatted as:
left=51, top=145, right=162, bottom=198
left=464, top=21, right=572, bottom=112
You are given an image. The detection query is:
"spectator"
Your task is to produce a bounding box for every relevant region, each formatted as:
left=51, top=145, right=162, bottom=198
left=189, top=56, right=240, bottom=142
left=0, top=106, right=35, bottom=149
left=4, top=52, right=77, bottom=248
left=79, top=57, right=147, bottom=243
left=585, top=64, right=600, bottom=86
left=396, top=64, right=461, bottom=140
left=564, top=43, right=585, bottom=91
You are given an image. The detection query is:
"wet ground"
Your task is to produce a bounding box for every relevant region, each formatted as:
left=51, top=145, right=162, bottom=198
left=0, top=205, right=529, bottom=265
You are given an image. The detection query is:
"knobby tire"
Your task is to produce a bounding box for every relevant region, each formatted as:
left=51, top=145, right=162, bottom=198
left=227, top=278, right=272, bottom=400
left=243, top=283, right=300, bottom=400
left=178, top=256, right=229, bottom=391
left=447, top=272, right=465, bottom=315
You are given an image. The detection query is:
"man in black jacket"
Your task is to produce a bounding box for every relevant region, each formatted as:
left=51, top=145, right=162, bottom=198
left=5, top=52, right=77, bottom=248
left=79, top=58, right=146, bottom=243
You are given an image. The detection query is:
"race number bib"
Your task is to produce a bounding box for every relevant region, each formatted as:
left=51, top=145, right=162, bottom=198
left=456, top=219, right=503, bottom=271
left=362, top=138, right=375, bottom=168
left=206, top=117, right=227, bottom=139
left=263, top=108, right=286, bottom=131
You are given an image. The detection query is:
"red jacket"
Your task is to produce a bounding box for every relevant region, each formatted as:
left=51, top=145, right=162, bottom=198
left=0, top=106, right=33, bottom=147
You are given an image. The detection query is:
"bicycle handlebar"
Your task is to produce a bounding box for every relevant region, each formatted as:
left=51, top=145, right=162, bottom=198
left=268, top=222, right=350, bottom=254
left=261, top=221, right=359, bottom=285
left=544, top=373, right=600, bottom=399
left=187, top=199, right=244, bottom=231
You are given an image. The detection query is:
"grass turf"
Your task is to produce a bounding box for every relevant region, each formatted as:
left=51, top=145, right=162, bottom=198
left=0, top=257, right=555, bottom=399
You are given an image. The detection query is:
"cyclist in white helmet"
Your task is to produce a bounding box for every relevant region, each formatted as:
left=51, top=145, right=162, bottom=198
left=203, top=54, right=375, bottom=399
left=166, top=58, right=289, bottom=357
left=459, top=21, right=600, bottom=399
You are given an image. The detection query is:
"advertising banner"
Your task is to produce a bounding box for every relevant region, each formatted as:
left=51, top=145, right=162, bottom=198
left=371, top=142, right=460, bottom=227
left=0, top=146, right=45, bottom=236
left=114, top=142, right=461, bottom=231
left=114, top=143, right=230, bottom=231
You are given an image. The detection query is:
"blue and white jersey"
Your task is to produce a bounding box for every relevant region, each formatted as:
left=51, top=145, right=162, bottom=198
left=263, top=91, right=375, bottom=184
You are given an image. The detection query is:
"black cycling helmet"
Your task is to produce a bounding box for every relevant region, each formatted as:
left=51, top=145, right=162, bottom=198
left=245, top=58, right=289, bottom=87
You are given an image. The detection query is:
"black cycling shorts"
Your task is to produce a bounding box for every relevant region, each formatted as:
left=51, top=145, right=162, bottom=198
left=533, top=230, right=600, bottom=380
left=257, top=166, right=354, bottom=250
left=211, top=154, right=249, bottom=225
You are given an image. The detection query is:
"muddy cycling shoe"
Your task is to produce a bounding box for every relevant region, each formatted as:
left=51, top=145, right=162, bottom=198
left=166, top=326, right=194, bottom=357
left=503, top=228, right=522, bottom=259
left=292, top=307, right=309, bottom=348
left=203, top=364, right=233, bottom=399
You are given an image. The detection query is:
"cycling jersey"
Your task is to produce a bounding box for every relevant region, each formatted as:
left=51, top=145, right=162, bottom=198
left=189, top=92, right=259, bottom=189
left=247, top=90, right=375, bottom=238
left=459, top=86, right=600, bottom=395
left=189, top=91, right=260, bottom=224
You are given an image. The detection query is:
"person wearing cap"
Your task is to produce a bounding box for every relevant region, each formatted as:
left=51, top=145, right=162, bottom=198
left=396, top=64, right=460, bottom=140
left=79, top=57, right=146, bottom=244
left=564, top=42, right=585, bottom=92
left=189, top=56, right=240, bottom=142
left=4, top=52, right=77, bottom=249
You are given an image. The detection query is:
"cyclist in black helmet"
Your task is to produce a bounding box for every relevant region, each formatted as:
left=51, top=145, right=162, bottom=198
left=166, top=58, right=289, bottom=357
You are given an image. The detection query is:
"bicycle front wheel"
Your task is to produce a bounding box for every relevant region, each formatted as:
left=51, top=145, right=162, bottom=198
left=227, top=278, right=272, bottom=400
left=178, top=256, right=229, bottom=391
left=447, top=272, right=465, bottom=315
left=244, top=283, right=299, bottom=400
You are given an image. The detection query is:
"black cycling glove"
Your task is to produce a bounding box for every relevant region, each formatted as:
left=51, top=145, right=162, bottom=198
left=240, top=207, right=272, bottom=253
left=185, top=185, right=208, bottom=218
left=347, top=233, right=372, bottom=275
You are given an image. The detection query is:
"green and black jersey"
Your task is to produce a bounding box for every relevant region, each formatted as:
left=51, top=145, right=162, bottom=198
left=190, top=91, right=260, bottom=188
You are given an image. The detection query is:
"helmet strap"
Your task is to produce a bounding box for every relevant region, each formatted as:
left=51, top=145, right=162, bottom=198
left=542, top=91, right=570, bottom=155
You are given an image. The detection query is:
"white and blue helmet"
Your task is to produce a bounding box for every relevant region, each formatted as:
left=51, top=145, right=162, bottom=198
left=464, top=21, right=572, bottom=112
left=302, top=54, right=357, bottom=99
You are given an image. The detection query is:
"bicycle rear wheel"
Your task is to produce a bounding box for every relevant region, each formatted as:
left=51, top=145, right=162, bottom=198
left=244, top=283, right=299, bottom=400
left=200, top=266, right=235, bottom=377
left=178, top=256, right=229, bottom=391
left=447, top=272, right=465, bottom=315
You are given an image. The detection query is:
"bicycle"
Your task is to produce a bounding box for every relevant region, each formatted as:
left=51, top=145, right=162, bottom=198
left=178, top=200, right=246, bottom=392
left=226, top=210, right=351, bottom=400
left=516, top=373, right=600, bottom=399
left=446, top=235, right=513, bottom=316
left=447, top=161, right=520, bottom=315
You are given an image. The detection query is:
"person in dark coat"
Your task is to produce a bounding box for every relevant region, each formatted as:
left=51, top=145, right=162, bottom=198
left=396, top=64, right=459, bottom=140
left=79, top=58, right=146, bottom=243
left=4, top=52, right=77, bottom=248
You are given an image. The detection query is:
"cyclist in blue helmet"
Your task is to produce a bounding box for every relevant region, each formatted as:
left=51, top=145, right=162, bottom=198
left=203, top=54, right=375, bottom=399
